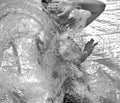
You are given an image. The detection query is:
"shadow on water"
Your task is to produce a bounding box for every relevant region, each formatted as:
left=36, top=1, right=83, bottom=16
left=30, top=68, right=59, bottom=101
left=93, top=53, right=120, bottom=72
left=92, top=53, right=120, bottom=90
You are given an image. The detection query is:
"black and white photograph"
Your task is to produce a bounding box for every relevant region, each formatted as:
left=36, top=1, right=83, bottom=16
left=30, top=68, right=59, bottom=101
left=0, top=0, right=119, bottom=103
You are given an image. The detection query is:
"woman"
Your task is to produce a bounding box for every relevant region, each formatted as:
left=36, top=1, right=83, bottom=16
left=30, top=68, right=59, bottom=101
left=44, top=0, right=106, bottom=63
left=0, top=0, right=107, bottom=103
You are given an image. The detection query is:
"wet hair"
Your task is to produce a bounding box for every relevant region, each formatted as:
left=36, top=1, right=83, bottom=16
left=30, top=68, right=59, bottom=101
left=41, top=0, right=52, bottom=4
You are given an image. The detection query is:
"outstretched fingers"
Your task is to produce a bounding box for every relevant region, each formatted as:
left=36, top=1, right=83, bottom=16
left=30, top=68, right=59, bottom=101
left=93, top=42, right=98, bottom=47
left=84, top=39, right=98, bottom=56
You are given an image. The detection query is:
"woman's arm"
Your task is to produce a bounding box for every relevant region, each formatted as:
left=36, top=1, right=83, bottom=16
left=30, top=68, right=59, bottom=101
left=74, top=0, right=106, bottom=26
left=47, top=0, right=106, bottom=27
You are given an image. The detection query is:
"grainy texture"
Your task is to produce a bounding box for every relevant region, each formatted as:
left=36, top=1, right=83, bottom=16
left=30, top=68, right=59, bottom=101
left=77, top=1, right=120, bottom=102
left=0, top=0, right=119, bottom=103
